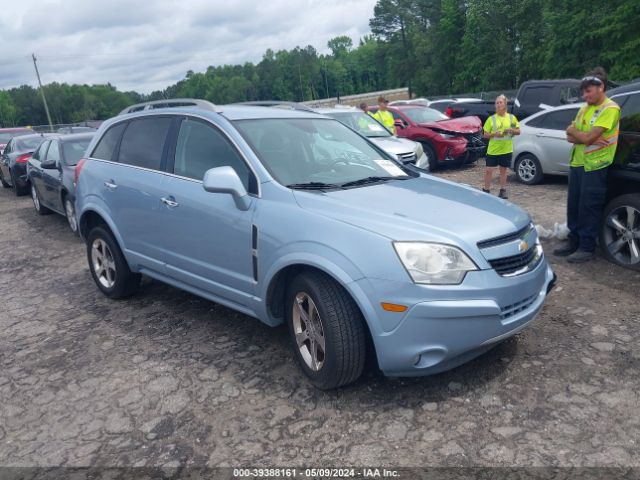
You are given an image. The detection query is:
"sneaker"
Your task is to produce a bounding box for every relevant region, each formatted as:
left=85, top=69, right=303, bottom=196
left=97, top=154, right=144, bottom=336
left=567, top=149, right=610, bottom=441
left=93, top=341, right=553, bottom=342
left=482, top=188, right=490, bottom=193
left=553, top=242, right=578, bottom=257
left=566, top=250, right=595, bottom=263
left=498, top=188, right=508, bottom=199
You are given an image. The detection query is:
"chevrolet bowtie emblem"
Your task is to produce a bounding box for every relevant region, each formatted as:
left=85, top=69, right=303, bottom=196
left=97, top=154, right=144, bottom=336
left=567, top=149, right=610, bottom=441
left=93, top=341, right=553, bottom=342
left=519, top=240, right=529, bottom=252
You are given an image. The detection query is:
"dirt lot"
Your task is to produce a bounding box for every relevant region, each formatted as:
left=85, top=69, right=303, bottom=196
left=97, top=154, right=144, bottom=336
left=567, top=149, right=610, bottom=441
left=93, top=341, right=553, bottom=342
left=0, top=163, right=639, bottom=470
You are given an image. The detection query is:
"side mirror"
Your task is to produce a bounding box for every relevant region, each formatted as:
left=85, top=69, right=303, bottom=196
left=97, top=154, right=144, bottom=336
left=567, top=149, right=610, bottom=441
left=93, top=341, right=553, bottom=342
left=202, top=166, right=252, bottom=211
left=41, top=159, right=57, bottom=169
left=394, top=119, right=406, bottom=129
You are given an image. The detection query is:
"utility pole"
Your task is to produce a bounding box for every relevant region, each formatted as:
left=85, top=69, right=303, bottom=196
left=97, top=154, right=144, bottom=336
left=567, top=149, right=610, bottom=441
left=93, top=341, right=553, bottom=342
left=32, top=53, right=54, bottom=132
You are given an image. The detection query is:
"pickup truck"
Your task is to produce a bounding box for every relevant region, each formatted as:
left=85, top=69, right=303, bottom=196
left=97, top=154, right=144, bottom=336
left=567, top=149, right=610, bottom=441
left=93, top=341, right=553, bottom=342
left=445, top=79, right=582, bottom=123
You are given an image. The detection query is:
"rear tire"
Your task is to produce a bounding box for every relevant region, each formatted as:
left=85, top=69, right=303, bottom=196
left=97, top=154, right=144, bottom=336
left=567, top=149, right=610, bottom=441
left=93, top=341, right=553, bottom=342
left=31, top=184, right=51, bottom=215
left=599, top=194, right=640, bottom=271
left=86, top=226, right=141, bottom=299
left=11, top=170, right=28, bottom=196
left=63, top=195, right=79, bottom=234
left=515, top=153, right=543, bottom=185
left=0, top=169, right=9, bottom=188
left=286, top=271, right=366, bottom=390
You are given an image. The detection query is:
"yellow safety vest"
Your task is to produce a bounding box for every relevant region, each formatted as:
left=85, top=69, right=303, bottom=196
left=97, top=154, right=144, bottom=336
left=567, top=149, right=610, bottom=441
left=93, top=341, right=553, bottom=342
left=372, top=110, right=396, bottom=135
left=572, top=99, right=620, bottom=172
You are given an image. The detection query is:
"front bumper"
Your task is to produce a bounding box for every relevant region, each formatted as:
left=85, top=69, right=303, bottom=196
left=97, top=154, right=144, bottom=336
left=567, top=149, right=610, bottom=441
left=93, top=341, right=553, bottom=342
left=354, top=258, right=555, bottom=377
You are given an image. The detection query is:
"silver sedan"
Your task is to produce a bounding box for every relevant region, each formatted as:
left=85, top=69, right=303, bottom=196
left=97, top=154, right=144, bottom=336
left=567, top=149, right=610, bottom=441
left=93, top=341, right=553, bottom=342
left=512, top=103, right=582, bottom=184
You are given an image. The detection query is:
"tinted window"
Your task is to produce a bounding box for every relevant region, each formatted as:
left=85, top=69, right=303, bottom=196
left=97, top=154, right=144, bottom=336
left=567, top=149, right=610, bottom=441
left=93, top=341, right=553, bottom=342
left=174, top=119, right=251, bottom=189
left=45, top=141, right=61, bottom=162
left=32, top=141, right=49, bottom=161
left=618, top=93, right=640, bottom=131
left=118, top=117, right=172, bottom=170
left=528, top=108, right=579, bottom=130
left=429, top=101, right=453, bottom=113
left=92, top=123, right=126, bottom=161
left=520, top=86, right=554, bottom=106
left=62, top=139, right=91, bottom=166
left=3, top=139, right=13, bottom=154
left=17, top=136, right=47, bottom=151
left=559, top=86, right=580, bottom=104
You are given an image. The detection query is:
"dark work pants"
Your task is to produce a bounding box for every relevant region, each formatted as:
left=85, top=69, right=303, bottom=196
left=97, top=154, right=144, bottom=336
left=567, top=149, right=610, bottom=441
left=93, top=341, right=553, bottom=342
left=567, top=166, right=608, bottom=252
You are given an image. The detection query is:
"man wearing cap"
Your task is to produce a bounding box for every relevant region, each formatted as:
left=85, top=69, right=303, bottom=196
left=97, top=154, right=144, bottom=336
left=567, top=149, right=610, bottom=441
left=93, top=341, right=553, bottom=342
left=554, top=67, right=621, bottom=263
left=371, top=96, right=396, bottom=135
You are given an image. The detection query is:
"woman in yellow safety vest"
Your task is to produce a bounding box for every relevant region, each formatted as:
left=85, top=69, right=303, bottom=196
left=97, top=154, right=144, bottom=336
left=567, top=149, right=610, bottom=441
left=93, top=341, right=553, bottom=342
left=482, top=94, right=520, bottom=199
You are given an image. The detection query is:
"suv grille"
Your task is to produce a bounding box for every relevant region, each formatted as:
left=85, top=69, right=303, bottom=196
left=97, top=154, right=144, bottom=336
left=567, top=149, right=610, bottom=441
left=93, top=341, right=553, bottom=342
left=478, top=225, right=531, bottom=249
left=489, top=247, right=542, bottom=276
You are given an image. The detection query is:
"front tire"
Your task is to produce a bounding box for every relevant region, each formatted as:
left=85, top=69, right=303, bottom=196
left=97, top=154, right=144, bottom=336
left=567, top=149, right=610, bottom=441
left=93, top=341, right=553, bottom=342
left=515, top=154, right=543, bottom=185
left=286, top=271, right=366, bottom=390
left=599, top=194, right=640, bottom=271
left=419, top=142, right=438, bottom=171
left=86, top=226, right=141, bottom=298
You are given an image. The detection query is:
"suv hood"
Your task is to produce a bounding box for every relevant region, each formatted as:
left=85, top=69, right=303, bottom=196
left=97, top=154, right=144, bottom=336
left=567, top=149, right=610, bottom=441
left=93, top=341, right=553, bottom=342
left=293, top=176, right=530, bottom=246
left=419, top=116, right=482, bottom=134
left=369, top=136, right=418, bottom=155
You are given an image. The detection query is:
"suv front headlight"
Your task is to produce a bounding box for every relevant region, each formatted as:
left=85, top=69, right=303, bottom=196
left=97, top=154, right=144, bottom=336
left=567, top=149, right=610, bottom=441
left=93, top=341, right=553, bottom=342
left=393, top=242, right=478, bottom=285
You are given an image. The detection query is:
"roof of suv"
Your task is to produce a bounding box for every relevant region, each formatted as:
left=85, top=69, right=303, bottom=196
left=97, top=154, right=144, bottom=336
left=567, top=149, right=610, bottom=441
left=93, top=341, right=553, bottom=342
left=116, top=104, right=325, bottom=123
left=608, top=80, right=640, bottom=97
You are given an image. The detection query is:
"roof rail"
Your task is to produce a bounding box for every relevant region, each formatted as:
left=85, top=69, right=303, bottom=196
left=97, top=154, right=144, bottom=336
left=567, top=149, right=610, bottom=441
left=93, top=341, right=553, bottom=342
left=234, top=101, right=315, bottom=113
left=118, top=98, right=218, bottom=115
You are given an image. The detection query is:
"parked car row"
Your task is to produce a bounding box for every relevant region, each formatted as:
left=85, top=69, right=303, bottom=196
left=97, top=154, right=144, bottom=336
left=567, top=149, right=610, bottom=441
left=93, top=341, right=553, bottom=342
left=0, top=127, right=34, bottom=154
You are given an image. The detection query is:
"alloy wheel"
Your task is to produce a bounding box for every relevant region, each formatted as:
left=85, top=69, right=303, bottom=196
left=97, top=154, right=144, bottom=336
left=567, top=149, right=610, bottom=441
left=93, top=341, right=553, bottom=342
left=65, top=198, right=77, bottom=232
left=603, top=205, right=640, bottom=266
left=518, top=157, right=537, bottom=183
left=292, top=292, right=326, bottom=372
left=91, top=238, right=117, bottom=289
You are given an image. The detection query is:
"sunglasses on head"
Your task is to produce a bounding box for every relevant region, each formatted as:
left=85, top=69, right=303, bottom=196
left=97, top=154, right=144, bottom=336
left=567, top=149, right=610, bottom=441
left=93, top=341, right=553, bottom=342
left=581, top=76, right=603, bottom=85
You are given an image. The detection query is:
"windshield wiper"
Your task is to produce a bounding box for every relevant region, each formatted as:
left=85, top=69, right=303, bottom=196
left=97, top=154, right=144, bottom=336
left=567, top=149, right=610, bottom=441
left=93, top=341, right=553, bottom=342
left=340, top=175, right=411, bottom=188
left=286, top=182, right=339, bottom=190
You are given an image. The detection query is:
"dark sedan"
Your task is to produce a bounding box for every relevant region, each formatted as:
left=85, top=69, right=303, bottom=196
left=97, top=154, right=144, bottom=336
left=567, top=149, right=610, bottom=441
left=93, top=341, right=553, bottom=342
left=27, top=133, right=94, bottom=233
left=0, top=133, right=54, bottom=196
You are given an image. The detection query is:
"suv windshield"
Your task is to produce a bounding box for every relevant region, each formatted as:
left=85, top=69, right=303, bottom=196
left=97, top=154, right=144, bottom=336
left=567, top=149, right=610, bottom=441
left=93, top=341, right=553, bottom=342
left=234, top=118, right=412, bottom=188
left=402, top=108, right=449, bottom=124
left=325, top=111, right=391, bottom=138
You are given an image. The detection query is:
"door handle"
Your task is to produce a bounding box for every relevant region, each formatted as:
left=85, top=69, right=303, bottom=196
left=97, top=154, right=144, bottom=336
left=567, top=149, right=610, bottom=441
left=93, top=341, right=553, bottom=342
left=104, top=180, right=117, bottom=190
left=535, top=133, right=547, bottom=138
left=161, top=196, right=179, bottom=208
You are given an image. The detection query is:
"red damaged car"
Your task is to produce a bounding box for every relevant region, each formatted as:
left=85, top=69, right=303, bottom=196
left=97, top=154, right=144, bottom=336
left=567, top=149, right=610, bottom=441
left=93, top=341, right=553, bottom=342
left=370, top=105, right=485, bottom=170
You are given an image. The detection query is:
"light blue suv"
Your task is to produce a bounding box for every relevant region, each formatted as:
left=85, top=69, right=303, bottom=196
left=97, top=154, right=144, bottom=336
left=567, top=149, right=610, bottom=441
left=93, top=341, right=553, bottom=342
left=75, top=99, right=556, bottom=389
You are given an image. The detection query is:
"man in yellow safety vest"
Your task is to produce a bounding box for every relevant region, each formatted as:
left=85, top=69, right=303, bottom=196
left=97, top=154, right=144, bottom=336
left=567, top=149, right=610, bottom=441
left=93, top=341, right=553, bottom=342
left=554, top=67, right=621, bottom=263
left=371, top=96, right=396, bottom=135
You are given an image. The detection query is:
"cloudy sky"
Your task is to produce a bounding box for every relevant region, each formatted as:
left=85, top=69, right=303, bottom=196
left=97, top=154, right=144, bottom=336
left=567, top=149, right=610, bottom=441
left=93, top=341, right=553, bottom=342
left=0, top=0, right=377, bottom=94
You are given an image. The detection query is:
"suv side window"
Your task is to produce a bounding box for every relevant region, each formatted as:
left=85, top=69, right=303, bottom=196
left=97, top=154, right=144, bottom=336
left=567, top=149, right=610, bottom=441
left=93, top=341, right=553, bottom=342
left=45, top=141, right=61, bottom=163
left=173, top=118, right=253, bottom=192
left=519, top=86, right=553, bottom=106
left=92, top=123, right=127, bottom=161
left=118, top=117, right=172, bottom=170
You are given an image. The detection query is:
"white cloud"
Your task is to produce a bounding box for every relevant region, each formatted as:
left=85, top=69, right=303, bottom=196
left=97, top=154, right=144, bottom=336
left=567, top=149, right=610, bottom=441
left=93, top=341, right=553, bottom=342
left=0, top=0, right=377, bottom=93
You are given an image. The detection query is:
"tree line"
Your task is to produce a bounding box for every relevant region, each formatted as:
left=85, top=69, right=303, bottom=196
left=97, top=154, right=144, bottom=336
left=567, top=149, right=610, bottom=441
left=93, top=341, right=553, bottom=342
left=1, top=0, right=638, bottom=127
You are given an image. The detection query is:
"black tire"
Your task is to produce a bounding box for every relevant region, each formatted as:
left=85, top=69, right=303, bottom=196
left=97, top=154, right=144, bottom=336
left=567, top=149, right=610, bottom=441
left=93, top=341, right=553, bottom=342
left=599, top=194, right=640, bottom=271
left=86, top=226, right=141, bottom=299
left=0, top=168, right=9, bottom=188
left=514, top=153, right=543, bottom=185
left=31, top=183, right=52, bottom=215
left=419, top=142, right=438, bottom=171
left=286, top=271, right=366, bottom=390
left=10, top=170, right=29, bottom=196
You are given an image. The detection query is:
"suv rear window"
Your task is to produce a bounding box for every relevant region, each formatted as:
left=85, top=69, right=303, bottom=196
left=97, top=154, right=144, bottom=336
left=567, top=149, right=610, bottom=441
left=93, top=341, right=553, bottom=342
left=118, top=117, right=172, bottom=170
left=92, top=123, right=126, bottom=161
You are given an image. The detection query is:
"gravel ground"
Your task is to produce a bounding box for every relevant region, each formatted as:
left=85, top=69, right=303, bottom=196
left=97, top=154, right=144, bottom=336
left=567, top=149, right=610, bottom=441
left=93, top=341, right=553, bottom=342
left=1, top=162, right=639, bottom=471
